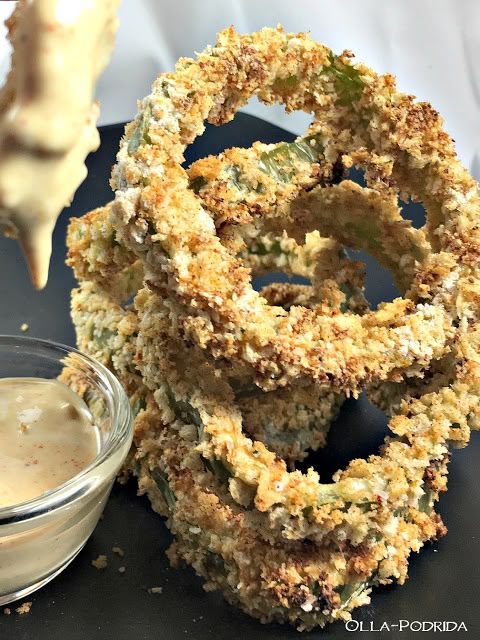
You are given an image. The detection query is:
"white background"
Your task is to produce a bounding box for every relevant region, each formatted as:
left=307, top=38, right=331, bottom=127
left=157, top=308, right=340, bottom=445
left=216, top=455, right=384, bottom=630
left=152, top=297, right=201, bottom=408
left=0, top=0, right=479, bottom=177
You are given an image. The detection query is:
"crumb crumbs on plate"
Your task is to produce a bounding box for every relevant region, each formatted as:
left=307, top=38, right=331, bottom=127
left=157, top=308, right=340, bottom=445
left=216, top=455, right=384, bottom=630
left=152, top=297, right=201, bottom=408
left=15, top=602, right=32, bottom=615
left=148, top=586, right=163, bottom=594
left=118, top=566, right=126, bottom=574
left=112, top=546, right=125, bottom=557
left=91, top=554, right=108, bottom=570
left=20, top=323, right=29, bottom=332
left=3, top=608, right=11, bottom=616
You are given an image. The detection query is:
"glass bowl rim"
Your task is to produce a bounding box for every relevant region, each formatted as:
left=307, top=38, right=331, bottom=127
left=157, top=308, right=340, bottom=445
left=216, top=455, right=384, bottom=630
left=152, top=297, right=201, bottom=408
left=0, top=335, right=133, bottom=524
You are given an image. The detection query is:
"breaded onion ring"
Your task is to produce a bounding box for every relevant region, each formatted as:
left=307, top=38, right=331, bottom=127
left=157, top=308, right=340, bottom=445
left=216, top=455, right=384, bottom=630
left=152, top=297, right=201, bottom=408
left=68, top=204, right=367, bottom=464
left=69, top=281, right=457, bottom=629
left=107, top=26, right=478, bottom=393
left=67, top=27, right=480, bottom=629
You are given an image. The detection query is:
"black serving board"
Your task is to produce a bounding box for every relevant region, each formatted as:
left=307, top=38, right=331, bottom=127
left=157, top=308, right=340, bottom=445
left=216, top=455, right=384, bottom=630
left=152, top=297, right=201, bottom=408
left=0, top=114, right=478, bottom=640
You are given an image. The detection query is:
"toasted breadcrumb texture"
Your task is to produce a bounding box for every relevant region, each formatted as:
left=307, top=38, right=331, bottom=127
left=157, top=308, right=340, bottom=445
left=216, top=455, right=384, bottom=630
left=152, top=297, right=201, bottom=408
left=109, top=26, right=480, bottom=393
left=66, top=27, right=480, bottom=630
left=67, top=278, right=467, bottom=629
left=15, top=602, right=32, bottom=615
left=91, top=554, right=108, bottom=570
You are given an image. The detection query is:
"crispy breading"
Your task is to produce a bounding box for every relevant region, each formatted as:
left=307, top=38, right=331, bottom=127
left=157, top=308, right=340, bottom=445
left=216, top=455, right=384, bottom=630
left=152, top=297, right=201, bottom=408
left=66, top=26, right=480, bottom=630
left=69, top=281, right=453, bottom=629
left=107, top=27, right=480, bottom=393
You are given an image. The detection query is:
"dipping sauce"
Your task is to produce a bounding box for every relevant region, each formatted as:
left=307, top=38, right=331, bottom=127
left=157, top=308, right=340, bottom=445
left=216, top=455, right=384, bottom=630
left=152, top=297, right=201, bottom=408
left=0, top=0, right=120, bottom=289
left=0, top=337, right=132, bottom=606
left=0, top=378, right=99, bottom=508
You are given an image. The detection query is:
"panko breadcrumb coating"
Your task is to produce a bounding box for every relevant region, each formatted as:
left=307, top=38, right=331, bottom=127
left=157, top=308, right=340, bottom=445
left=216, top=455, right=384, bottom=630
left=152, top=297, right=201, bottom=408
left=67, top=26, right=480, bottom=630
left=70, top=280, right=454, bottom=629
left=109, top=26, right=473, bottom=394
left=91, top=554, right=108, bottom=570
left=68, top=204, right=366, bottom=465
left=15, top=602, right=32, bottom=615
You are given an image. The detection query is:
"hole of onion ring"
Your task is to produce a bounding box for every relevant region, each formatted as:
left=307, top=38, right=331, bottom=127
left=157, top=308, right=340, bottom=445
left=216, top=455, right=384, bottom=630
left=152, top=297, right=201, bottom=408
left=296, top=393, right=390, bottom=481
left=399, top=197, right=426, bottom=230
left=251, top=258, right=400, bottom=313
left=347, top=249, right=400, bottom=309
left=183, top=113, right=297, bottom=169
left=348, top=167, right=426, bottom=230
left=121, top=293, right=136, bottom=309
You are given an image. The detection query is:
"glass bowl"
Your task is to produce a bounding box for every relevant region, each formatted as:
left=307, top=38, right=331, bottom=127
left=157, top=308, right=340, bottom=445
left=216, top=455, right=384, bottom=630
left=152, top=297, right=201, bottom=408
left=0, top=335, right=133, bottom=605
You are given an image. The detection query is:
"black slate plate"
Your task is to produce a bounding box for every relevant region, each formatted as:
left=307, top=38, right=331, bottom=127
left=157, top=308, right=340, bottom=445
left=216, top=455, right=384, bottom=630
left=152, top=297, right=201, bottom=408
left=0, top=114, right=478, bottom=640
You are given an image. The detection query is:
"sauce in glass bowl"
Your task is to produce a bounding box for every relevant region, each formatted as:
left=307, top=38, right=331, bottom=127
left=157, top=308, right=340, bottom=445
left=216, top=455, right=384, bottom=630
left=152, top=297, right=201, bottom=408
left=0, top=335, right=133, bottom=606
left=0, top=378, right=100, bottom=508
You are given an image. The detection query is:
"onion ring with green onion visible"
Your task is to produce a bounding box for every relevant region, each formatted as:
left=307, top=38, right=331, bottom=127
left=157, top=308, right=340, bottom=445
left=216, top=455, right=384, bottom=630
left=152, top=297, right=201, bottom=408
left=109, top=26, right=466, bottom=394
left=68, top=204, right=369, bottom=464
left=67, top=26, right=480, bottom=629
left=69, top=279, right=457, bottom=630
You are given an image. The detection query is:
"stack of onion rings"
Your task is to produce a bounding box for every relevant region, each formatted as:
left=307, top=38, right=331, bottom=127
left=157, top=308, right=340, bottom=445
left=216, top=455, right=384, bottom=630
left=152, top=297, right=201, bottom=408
left=68, top=202, right=366, bottom=466
left=67, top=26, right=480, bottom=629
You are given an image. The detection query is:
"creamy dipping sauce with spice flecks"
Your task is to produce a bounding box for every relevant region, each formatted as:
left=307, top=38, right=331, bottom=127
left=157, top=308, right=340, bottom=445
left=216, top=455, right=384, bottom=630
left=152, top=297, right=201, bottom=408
left=0, top=378, right=100, bottom=508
